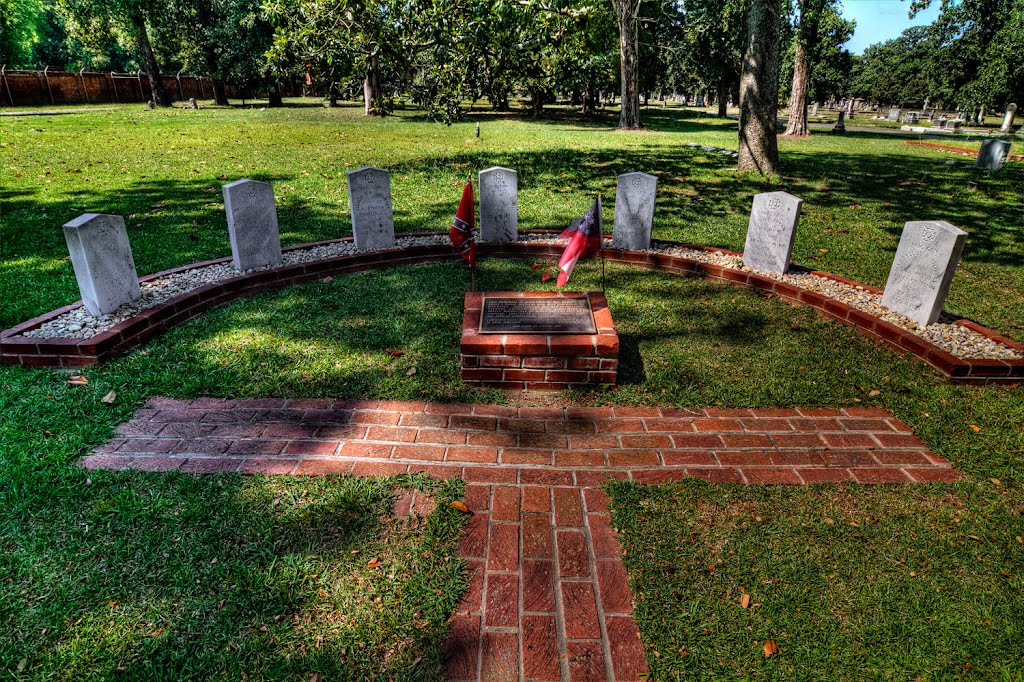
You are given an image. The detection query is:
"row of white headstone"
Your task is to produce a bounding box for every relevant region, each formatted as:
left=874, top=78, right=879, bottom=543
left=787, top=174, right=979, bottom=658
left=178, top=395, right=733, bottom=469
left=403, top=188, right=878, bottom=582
left=742, top=191, right=966, bottom=327
left=61, top=176, right=963, bottom=331
left=61, top=166, right=662, bottom=316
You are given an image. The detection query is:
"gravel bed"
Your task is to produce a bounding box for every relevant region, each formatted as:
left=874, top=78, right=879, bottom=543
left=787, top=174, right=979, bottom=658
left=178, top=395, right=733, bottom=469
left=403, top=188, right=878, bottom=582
left=17, top=233, right=1022, bottom=361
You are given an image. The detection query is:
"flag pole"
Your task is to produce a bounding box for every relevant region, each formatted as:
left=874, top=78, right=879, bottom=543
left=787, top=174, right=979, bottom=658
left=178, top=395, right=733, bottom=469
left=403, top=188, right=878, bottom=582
left=471, top=172, right=477, bottom=292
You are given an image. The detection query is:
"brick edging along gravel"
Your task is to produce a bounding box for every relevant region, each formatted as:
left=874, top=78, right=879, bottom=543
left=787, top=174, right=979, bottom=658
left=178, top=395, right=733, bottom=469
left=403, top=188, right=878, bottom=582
left=2, top=232, right=1022, bottom=384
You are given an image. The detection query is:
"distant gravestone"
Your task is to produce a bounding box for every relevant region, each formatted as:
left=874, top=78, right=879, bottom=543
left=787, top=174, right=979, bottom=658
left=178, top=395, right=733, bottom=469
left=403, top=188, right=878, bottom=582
left=975, top=139, right=1011, bottom=171
left=881, top=221, right=967, bottom=327
left=742, top=192, right=803, bottom=275
left=612, top=172, right=658, bottom=250
left=999, top=103, right=1017, bottom=133
left=63, top=213, right=141, bottom=316
left=346, top=166, right=395, bottom=250
left=812, top=102, right=819, bottom=116
left=223, top=179, right=282, bottom=271
left=833, top=110, right=846, bottom=133
left=887, top=108, right=901, bottom=121
left=478, top=167, right=518, bottom=243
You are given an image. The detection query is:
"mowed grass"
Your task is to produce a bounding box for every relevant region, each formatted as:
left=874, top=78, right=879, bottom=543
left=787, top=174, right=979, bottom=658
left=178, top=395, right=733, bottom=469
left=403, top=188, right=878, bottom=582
left=1, top=101, right=1023, bottom=678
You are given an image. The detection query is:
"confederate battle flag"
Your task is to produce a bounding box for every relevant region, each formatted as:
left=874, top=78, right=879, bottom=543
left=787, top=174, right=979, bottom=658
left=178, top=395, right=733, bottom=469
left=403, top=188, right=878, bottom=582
left=555, top=197, right=603, bottom=288
left=449, top=179, right=476, bottom=267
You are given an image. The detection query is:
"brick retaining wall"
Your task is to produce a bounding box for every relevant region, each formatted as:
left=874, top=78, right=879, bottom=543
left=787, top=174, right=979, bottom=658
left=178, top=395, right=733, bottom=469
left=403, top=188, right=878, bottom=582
left=2, top=234, right=1022, bottom=384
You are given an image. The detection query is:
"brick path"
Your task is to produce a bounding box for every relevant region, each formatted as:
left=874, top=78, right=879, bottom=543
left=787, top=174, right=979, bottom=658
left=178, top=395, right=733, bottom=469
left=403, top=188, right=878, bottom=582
left=81, top=398, right=958, bottom=681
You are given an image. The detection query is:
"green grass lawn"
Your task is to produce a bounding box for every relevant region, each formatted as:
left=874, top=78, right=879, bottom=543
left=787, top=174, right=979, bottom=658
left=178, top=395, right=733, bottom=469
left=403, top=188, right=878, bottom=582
left=2, top=101, right=1023, bottom=678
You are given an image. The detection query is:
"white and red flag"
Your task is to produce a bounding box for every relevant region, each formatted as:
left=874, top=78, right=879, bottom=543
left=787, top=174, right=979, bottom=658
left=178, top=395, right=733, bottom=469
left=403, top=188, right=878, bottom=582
left=450, top=179, right=476, bottom=268
left=554, top=197, right=603, bottom=288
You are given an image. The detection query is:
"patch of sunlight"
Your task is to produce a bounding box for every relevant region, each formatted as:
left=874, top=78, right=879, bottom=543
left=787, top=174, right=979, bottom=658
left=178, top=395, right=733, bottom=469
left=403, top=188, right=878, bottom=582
left=1, top=255, right=70, bottom=273
left=195, top=328, right=372, bottom=368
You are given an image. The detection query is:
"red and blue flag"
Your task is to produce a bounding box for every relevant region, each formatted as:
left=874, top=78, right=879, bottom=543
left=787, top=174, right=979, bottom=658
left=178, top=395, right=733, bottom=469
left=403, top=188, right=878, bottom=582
left=555, top=197, right=603, bottom=288
left=450, top=179, right=476, bottom=268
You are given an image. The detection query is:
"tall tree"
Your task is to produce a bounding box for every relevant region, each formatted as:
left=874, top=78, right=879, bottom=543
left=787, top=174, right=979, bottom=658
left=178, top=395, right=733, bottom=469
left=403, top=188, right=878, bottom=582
left=56, top=0, right=172, bottom=104
left=1, top=0, right=43, bottom=67
left=679, top=0, right=745, bottom=117
left=782, top=0, right=825, bottom=135
left=737, top=0, right=781, bottom=173
left=612, top=0, right=642, bottom=128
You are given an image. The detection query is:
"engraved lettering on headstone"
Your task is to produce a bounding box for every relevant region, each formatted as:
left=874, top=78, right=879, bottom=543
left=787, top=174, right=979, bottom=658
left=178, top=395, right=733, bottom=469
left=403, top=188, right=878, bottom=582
left=478, top=167, right=518, bottom=243
left=881, top=220, right=967, bottom=327
left=480, top=297, right=596, bottom=334
left=742, top=191, right=803, bottom=275
left=612, top=172, right=658, bottom=250
left=346, top=166, right=396, bottom=250
left=222, top=179, right=282, bottom=271
left=62, top=213, right=141, bottom=316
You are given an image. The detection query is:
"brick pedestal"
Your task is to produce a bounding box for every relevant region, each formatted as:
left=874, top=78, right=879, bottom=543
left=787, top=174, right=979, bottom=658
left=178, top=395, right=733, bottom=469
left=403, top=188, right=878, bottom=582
left=460, top=292, right=619, bottom=391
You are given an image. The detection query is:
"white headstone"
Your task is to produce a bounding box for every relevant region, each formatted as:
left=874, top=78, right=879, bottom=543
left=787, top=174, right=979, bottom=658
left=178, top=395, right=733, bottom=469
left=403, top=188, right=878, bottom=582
left=999, top=103, right=1017, bottom=133
left=975, top=139, right=1011, bottom=171
left=812, top=102, right=819, bottom=115
left=346, top=166, right=395, bottom=250
left=881, top=221, right=967, bottom=327
left=887, top=108, right=901, bottom=122
left=222, top=179, right=282, bottom=271
left=612, top=173, right=658, bottom=250
left=742, top=192, right=803, bottom=275
left=478, top=167, right=518, bottom=243
left=62, top=213, right=141, bottom=316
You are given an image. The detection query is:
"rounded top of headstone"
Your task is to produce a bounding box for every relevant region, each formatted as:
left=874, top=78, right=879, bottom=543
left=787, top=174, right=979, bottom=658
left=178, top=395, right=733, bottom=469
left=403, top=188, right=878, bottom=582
left=753, top=190, right=803, bottom=207
left=347, top=166, right=385, bottom=177
left=618, top=171, right=657, bottom=181
left=904, top=220, right=967, bottom=238
left=479, top=166, right=516, bottom=176
left=63, top=213, right=120, bottom=229
left=223, top=178, right=271, bottom=190
left=1008, top=103, right=1018, bottom=112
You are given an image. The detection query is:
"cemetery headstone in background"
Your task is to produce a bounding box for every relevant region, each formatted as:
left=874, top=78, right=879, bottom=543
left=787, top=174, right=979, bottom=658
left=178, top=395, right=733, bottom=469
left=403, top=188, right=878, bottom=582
left=975, top=140, right=1012, bottom=171
left=346, top=166, right=396, bottom=250
left=887, top=108, right=901, bottom=122
left=881, top=221, right=967, bottom=327
left=478, top=167, right=519, bottom=243
left=62, top=213, right=141, bottom=316
left=833, top=110, right=846, bottom=133
left=742, top=192, right=803, bottom=275
left=1000, top=104, right=1017, bottom=133
left=612, top=172, right=658, bottom=250
left=222, top=179, right=282, bottom=271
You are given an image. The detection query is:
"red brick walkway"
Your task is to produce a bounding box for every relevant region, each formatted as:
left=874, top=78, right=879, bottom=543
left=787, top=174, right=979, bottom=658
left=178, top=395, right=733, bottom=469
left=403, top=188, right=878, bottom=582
left=81, top=398, right=958, bottom=681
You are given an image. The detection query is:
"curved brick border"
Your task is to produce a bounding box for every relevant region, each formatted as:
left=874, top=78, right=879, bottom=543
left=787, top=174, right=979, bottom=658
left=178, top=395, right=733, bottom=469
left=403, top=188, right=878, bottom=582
left=3, top=232, right=1022, bottom=384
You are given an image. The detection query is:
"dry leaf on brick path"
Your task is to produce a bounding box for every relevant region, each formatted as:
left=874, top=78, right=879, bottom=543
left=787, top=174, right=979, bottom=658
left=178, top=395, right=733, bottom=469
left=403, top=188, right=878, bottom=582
left=367, top=557, right=382, bottom=568
left=763, top=640, right=779, bottom=658
left=450, top=500, right=470, bottom=514
left=67, top=375, right=88, bottom=386
left=740, top=593, right=751, bottom=609
left=101, top=390, right=116, bottom=404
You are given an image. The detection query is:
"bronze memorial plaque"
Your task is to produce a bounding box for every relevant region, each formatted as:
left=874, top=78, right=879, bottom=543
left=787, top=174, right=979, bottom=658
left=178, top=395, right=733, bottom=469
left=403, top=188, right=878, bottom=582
left=480, top=296, right=597, bottom=334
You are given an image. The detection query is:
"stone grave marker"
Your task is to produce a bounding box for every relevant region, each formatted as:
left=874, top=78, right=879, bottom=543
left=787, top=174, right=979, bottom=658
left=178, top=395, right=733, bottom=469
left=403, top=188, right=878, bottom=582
left=346, top=166, right=395, bottom=250
left=63, top=213, right=141, bottom=316
left=742, top=192, right=803, bottom=275
left=478, top=167, right=518, bottom=243
left=887, top=107, right=901, bottom=121
left=612, top=172, right=658, bottom=250
left=222, top=179, right=282, bottom=271
left=999, top=103, right=1017, bottom=133
left=833, top=110, right=846, bottom=133
left=812, top=102, right=819, bottom=115
left=975, top=140, right=1011, bottom=171
left=881, top=221, right=967, bottom=327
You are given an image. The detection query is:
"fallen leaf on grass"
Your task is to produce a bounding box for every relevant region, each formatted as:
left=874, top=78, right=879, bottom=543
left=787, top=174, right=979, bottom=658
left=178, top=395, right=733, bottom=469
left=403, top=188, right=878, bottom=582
left=385, top=350, right=405, bottom=357
left=969, top=424, right=982, bottom=432
left=100, top=390, right=116, bottom=404
left=868, top=389, right=881, bottom=397
left=367, top=557, right=382, bottom=568
left=990, top=478, right=1001, bottom=486
left=406, top=366, right=418, bottom=376
left=740, top=593, right=750, bottom=609
left=68, top=375, right=89, bottom=386
left=450, top=500, right=470, bottom=514
left=819, top=248, right=829, bottom=253
left=763, top=640, right=779, bottom=657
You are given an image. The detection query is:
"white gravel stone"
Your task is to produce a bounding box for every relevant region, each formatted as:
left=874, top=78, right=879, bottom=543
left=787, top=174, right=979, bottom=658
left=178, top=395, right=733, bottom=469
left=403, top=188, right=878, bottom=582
left=19, top=233, right=1022, bottom=362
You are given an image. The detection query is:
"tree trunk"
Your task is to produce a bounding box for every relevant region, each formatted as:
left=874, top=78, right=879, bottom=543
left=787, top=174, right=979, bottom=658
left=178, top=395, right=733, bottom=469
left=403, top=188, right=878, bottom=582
left=783, top=38, right=810, bottom=135
left=529, top=87, right=543, bottom=117
left=738, top=0, right=781, bottom=174
left=328, top=84, right=338, bottom=107
left=717, top=63, right=728, bottom=117
left=613, top=0, right=642, bottom=129
left=268, top=85, right=283, bottom=107
left=132, top=14, right=170, bottom=106
left=583, top=84, right=597, bottom=114
left=211, top=79, right=228, bottom=106
left=363, top=54, right=381, bottom=116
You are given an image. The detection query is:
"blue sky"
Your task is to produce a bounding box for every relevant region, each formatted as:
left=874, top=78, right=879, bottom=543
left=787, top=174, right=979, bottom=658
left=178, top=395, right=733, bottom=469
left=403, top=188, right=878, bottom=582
left=840, top=0, right=943, bottom=54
